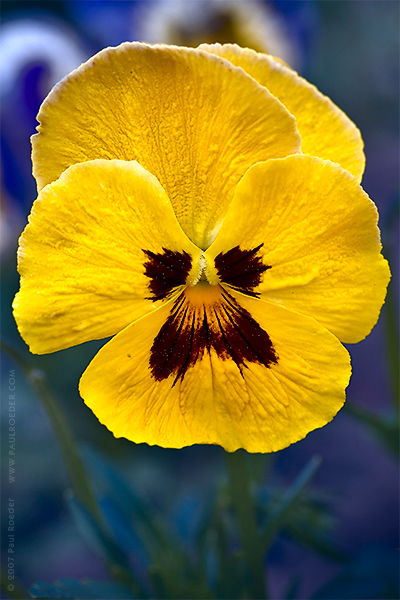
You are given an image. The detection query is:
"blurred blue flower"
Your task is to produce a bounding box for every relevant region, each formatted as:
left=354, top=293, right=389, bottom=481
left=0, top=17, right=87, bottom=215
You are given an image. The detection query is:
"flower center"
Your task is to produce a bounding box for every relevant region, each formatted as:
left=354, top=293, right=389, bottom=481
left=143, top=245, right=277, bottom=385
left=143, top=243, right=270, bottom=301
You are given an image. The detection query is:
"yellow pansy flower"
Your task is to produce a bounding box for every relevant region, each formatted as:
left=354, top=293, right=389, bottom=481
left=13, top=43, right=390, bottom=453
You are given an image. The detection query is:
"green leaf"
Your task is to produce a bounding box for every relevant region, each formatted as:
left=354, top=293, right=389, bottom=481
left=78, top=446, right=185, bottom=598
left=284, top=521, right=348, bottom=563
left=345, top=403, right=399, bottom=458
left=80, top=447, right=216, bottom=599
left=65, top=491, right=140, bottom=594
left=79, top=445, right=171, bottom=555
left=99, top=496, right=148, bottom=557
left=29, top=578, right=134, bottom=599
left=277, top=489, right=348, bottom=563
left=261, top=455, right=322, bottom=549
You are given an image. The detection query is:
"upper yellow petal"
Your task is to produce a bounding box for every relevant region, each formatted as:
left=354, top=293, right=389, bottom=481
left=80, top=287, right=350, bottom=453
left=199, top=43, right=365, bottom=182
left=13, top=159, right=201, bottom=354
left=206, top=155, right=390, bottom=344
left=32, top=42, right=301, bottom=249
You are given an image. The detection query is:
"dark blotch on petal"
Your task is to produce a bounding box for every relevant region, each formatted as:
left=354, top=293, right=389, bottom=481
left=215, top=243, right=270, bottom=297
left=150, top=287, right=278, bottom=386
left=143, top=248, right=192, bottom=300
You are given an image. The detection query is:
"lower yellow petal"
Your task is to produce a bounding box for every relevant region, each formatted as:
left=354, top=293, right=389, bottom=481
left=80, top=285, right=350, bottom=453
left=200, top=43, right=365, bottom=182
left=13, top=160, right=200, bottom=354
left=207, top=155, right=390, bottom=344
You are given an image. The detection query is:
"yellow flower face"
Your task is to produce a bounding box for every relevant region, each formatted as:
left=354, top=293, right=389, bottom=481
left=13, top=43, right=390, bottom=452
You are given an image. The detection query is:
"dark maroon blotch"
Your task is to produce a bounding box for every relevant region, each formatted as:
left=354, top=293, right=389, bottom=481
left=143, top=248, right=192, bottom=301
left=149, top=289, right=278, bottom=386
left=215, top=243, right=270, bottom=297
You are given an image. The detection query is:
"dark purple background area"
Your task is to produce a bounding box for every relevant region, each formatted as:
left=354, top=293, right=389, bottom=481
left=1, top=2, right=398, bottom=599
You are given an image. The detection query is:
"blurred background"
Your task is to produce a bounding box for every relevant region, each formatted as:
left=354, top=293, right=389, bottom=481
left=1, top=1, right=399, bottom=599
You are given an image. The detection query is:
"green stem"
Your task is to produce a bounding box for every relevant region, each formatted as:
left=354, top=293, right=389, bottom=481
left=1, top=340, right=101, bottom=521
left=225, top=450, right=267, bottom=600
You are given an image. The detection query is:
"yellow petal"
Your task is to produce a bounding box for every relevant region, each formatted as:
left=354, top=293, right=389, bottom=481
left=206, top=155, right=390, bottom=344
left=199, top=43, right=365, bottom=182
left=80, top=286, right=350, bottom=453
left=32, top=42, right=301, bottom=249
left=13, top=160, right=201, bottom=354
